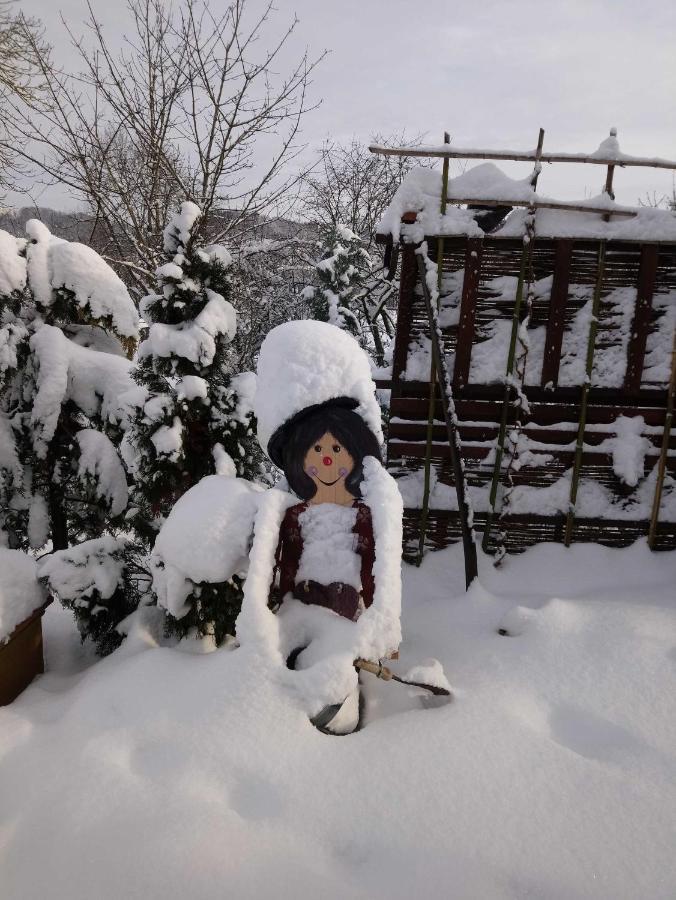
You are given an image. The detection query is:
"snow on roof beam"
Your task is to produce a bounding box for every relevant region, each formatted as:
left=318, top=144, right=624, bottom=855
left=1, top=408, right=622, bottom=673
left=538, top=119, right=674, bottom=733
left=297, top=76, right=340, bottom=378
left=369, top=144, right=676, bottom=171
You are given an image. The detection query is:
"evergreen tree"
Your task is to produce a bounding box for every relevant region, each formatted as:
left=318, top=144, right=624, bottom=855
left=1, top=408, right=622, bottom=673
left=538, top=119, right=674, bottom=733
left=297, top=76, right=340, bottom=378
left=125, top=202, right=260, bottom=645
left=0, top=219, right=143, bottom=654
left=304, top=224, right=371, bottom=336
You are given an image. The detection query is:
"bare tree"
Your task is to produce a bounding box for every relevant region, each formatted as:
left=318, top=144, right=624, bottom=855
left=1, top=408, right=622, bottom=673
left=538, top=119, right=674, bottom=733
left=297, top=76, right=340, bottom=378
left=0, top=2, right=49, bottom=187
left=6, top=0, right=325, bottom=296
left=301, top=133, right=426, bottom=249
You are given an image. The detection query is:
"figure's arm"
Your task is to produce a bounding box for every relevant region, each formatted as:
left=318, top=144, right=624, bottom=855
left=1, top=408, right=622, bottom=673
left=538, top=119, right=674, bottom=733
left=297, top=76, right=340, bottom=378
left=271, top=505, right=304, bottom=607
left=356, top=504, right=376, bottom=608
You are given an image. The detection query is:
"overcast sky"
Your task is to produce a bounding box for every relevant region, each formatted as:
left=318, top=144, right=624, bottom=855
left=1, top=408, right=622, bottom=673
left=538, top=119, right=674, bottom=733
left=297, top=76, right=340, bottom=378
left=14, top=0, right=676, bottom=210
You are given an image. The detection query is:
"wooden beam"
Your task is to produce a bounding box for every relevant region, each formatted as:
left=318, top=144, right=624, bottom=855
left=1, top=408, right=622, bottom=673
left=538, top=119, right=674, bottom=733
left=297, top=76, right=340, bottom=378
left=453, top=238, right=483, bottom=389
left=369, top=144, right=676, bottom=170
left=443, top=197, right=636, bottom=218
left=624, top=245, right=659, bottom=394
left=390, top=235, right=418, bottom=396
left=541, top=239, right=573, bottom=389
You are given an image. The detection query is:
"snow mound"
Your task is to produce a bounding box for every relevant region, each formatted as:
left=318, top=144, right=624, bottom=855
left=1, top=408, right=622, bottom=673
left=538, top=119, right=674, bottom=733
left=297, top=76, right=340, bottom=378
left=151, top=475, right=265, bottom=618
left=255, top=320, right=384, bottom=456
left=3, top=541, right=676, bottom=899
left=447, top=162, right=534, bottom=203
left=0, top=549, right=47, bottom=641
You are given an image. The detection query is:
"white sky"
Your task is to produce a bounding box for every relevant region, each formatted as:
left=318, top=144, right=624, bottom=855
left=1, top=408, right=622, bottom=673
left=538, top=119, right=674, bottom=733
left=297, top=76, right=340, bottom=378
left=14, top=0, right=676, bottom=210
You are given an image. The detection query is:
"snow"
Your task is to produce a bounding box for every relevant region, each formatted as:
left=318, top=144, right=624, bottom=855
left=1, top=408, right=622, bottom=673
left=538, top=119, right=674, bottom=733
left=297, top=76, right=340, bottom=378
left=150, top=416, right=184, bottom=462
left=25, top=220, right=139, bottom=340
left=255, top=320, right=384, bottom=456
left=163, top=201, right=202, bottom=254
left=0, top=411, right=21, bottom=487
left=201, top=244, right=233, bottom=269
left=139, top=292, right=236, bottom=368
left=447, top=162, right=535, bottom=203
left=75, top=429, right=129, bottom=516
left=151, top=476, right=265, bottom=618
left=0, top=230, right=26, bottom=297
left=609, top=416, right=651, bottom=487
left=0, top=549, right=46, bottom=641
left=176, top=375, right=208, bottom=402
left=27, top=494, right=49, bottom=550
left=212, top=443, right=237, bottom=477
left=0, top=321, right=28, bottom=374
left=2, top=540, right=676, bottom=899
left=377, top=167, right=485, bottom=242
left=296, top=504, right=361, bottom=589
left=29, top=324, right=136, bottom=455
left=39, top=536, right=129, bottom=605
left=495, top=202, right=676, bottom=241
left=377, top=165, right=676, bottom=242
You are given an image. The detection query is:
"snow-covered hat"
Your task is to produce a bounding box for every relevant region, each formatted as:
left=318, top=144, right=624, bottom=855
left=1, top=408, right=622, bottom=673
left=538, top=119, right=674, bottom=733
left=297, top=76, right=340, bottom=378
left=255, top=320, right=383, bottom=465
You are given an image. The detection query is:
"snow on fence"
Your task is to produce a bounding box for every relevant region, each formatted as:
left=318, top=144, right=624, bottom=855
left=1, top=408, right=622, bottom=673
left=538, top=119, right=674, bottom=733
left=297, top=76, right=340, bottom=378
left=373, top=130, right=676, bottom=558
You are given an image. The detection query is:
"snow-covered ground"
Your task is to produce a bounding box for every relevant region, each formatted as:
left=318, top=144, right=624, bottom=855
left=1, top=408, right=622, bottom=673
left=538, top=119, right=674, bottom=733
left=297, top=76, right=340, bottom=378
left=2, top=540, right=675, bottom=900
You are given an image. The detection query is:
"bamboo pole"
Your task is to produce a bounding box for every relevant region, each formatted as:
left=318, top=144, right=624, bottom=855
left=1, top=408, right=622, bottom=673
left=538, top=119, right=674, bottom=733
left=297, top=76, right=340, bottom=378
left=417, top=132, right=451, bottom=565
left=648, top=327, right=676, bottom=549
left=482, top=128, right=544, bottom=553
left=564, top=241, right=607, bottom=546
left=415, top=252, right=478, bottom=588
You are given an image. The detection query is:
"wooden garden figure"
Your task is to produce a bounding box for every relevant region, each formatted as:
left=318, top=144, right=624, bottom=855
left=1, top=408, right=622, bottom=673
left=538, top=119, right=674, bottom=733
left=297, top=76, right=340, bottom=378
left=236, top=320, right=406, bottom=734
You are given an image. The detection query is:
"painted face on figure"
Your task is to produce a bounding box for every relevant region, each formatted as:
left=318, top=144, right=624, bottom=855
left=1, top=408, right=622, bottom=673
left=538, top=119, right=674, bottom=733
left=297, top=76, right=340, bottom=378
left=304, top=431, right=354, bottom=500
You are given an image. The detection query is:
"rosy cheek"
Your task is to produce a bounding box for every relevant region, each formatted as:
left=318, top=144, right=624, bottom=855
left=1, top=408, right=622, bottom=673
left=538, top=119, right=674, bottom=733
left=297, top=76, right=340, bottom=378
left=306, top=465, right=318, bottom=477
left=339, top=467, right=348, bottom=477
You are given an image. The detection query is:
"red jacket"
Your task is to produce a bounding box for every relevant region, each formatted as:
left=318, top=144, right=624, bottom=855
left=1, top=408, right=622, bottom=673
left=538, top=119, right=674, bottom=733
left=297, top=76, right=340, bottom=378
left=273, top=500, right=376, bottom=620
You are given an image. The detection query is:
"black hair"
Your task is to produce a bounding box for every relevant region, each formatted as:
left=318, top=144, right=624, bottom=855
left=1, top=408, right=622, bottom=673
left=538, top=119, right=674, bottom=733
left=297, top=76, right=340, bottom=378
left=279, top=405, right=382, bottom=501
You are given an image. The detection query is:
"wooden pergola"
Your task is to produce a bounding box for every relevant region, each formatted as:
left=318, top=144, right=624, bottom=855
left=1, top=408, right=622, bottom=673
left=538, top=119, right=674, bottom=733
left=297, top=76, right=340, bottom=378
left=372, top=130, right=676, bottom=574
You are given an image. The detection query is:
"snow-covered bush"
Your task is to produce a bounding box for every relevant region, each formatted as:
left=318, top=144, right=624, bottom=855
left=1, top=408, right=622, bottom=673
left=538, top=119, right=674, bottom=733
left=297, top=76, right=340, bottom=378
left=150, top=475, right=264, bottom=645
left=38, top=536, right=141, bottom=656
left=125, top=202, right=262, bottom=643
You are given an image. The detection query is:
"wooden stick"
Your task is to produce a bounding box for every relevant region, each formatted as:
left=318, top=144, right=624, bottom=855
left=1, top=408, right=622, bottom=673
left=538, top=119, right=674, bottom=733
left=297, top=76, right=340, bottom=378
left=648, top=327, right=676, bottom=549
left=417, top=132, right=450, bottom=565
left=369, top=144, right=676, bottom=170
left=415, top=251, right=478, bottom=588
left=564, top=242, right=607, bottom=546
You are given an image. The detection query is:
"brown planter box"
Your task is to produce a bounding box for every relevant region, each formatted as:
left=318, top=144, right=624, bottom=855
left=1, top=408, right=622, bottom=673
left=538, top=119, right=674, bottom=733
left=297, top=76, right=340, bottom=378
left=0, top=598, right=52, bottom=706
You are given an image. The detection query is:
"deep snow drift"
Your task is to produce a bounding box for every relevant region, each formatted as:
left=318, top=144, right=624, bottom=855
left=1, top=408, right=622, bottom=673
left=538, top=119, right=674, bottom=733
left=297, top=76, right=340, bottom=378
left=1, top=541, right=676, bottom=900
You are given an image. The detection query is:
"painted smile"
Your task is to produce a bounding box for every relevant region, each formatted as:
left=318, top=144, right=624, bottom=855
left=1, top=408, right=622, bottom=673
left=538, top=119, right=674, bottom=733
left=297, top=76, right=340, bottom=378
left=315, top=475, right=341, bottom=486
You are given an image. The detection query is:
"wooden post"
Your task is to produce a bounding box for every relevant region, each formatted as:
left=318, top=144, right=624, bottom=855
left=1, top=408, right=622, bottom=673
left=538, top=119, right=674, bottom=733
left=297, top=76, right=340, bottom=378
left=624, top=244, right=659, bottom=394
left=415, top=252, right=478, bottom=588
left=390, top=220, right=418, bottom=397
left=417, top=133, right=451, bottom=564
left=648, top=327, right=676, bottom=549
left=541, top=239, right=573, bottom=389
left=453, top=238, right=483, bottom=389
left=564, top=241, right=607, bottom=546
